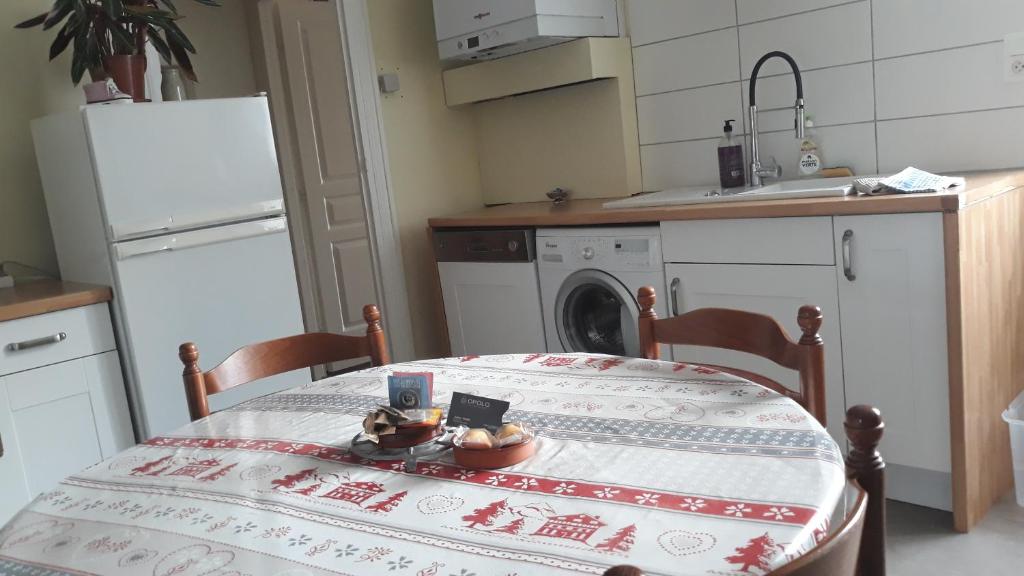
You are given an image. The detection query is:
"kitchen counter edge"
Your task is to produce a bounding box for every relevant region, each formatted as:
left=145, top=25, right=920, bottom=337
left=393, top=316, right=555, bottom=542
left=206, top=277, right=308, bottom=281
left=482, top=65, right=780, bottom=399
left=0, top=280, right=113, bottom=323
left=429, top=170, right=1024, bottom=229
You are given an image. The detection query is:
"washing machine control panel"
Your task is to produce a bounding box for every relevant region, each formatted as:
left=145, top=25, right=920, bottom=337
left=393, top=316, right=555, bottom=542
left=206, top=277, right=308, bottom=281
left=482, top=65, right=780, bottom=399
left=538, top=235, right=660, bottom=270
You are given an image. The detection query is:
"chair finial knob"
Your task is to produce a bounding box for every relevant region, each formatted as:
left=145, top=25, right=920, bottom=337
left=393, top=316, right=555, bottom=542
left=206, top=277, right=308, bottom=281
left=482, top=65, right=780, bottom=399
left=797, top=305, right=823, bottom=344
left=363, top=304, right=383, bottom=331
left=179, top=342, right=200, bottom=374
left=638, top=286, right=656, bottom=314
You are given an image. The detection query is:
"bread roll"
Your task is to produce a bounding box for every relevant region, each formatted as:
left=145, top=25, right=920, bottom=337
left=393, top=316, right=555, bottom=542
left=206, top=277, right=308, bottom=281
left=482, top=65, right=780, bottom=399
left=496, top=423, right=523, bottom=442
left=460, top=428, right=494, bottom=450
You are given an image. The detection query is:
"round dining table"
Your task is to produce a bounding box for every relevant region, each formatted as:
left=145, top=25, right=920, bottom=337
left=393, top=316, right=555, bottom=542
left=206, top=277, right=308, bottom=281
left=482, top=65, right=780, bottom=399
left=0, top=353, right=846, bottom=576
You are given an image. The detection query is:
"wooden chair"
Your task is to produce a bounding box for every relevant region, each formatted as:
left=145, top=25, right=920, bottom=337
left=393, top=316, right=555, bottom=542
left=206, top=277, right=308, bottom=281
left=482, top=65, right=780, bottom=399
left=604, top=405, right=887, bottom=576
left=178, top=304, right=390, bottom=421
left=637, top=286, right=826, bottom=426
left=768, top=483, right=866, bottom=576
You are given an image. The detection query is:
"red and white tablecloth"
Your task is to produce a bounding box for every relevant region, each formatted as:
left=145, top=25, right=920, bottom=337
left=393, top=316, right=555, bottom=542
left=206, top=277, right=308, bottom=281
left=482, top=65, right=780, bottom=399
left=0, top=353, right=845, bottom=576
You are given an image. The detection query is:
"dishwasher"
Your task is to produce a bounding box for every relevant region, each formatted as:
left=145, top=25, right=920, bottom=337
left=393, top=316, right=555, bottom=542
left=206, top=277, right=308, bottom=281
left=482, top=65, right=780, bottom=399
left=434, top=229, right=547, bottom=356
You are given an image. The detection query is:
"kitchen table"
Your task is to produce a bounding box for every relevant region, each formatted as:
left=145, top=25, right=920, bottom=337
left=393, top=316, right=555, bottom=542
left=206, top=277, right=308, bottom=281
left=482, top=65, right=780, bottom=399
left=0, top=353, right=846, bottom=575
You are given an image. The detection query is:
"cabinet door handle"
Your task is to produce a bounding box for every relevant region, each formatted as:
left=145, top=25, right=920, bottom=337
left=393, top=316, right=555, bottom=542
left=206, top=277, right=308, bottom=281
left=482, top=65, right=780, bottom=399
left=670, top=278, right=681, bottom=316
left=6, top=332, right=67, bottom=352
left=842, top=229, right=856, bottom=281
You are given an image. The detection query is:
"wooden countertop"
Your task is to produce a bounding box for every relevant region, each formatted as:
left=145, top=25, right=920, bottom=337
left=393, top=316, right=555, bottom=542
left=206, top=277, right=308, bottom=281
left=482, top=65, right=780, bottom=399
left=429, top=169, right=1024, bottom=228
left=0, top=280, right=113, bottom=323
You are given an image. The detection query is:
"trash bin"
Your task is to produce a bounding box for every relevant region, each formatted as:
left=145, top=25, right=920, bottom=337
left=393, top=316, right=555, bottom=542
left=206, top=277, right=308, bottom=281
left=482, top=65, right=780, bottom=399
left=1003, top=390, right=1024, bottom=507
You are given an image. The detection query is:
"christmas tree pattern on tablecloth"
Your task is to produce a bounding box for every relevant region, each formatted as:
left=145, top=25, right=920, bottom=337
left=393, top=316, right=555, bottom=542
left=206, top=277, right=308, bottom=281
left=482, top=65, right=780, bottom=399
left=594, top=524, right=636, bottom=553
left=130, top=455, right=173, bottom=476
left=292, top=482, right=322, bottom=496
left=725, top=532, right=777, bottom=573
left=461, top=499, right=507, bottom=529
left=491, top=517, right=525, bottom=535
left=366, top=491, right=407, bottom=513
left=271, top=468, right=318, bottom=490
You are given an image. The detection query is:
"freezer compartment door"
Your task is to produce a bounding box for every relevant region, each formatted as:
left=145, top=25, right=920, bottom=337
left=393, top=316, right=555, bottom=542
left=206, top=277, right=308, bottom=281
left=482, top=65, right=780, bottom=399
left=114, top=217, right=307, bottom=438
left=85, top=98, right=286, bottom=240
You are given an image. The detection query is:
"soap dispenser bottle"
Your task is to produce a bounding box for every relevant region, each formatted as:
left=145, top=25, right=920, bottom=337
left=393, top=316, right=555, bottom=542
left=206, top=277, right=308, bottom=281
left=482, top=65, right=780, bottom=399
left=717, top=119, right=745, bottom=188
left=797, top=115, right=824, bottom=177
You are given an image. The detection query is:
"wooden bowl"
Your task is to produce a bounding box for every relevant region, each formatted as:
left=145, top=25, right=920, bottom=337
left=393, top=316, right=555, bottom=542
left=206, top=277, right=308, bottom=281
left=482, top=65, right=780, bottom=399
left=453, top=437, right=536, bottom=469
left=377, top=422, right=443, bottom=449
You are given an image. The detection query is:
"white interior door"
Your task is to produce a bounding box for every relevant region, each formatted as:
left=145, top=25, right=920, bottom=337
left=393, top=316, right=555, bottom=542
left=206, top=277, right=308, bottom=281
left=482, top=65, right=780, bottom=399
left=665, top=263, right=846, bottom=443
left=259, top=0, right=384, bottom=373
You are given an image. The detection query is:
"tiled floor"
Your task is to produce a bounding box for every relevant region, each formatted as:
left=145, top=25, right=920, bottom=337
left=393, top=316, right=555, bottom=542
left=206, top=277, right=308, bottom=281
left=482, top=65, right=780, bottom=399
left=888, top=493, right=1024, bottom=575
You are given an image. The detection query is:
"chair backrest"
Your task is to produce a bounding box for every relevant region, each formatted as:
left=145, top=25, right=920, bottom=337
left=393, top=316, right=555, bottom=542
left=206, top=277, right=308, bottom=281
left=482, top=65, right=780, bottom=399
left=637, top=286, right=826, bottom=425
left=179, top=304, right=390, bottom=421
left=766, top=482, right=867, bottom=576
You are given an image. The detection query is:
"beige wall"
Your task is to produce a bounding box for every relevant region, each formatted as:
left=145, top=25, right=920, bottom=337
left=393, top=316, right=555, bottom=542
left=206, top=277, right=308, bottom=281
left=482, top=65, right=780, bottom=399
left=177, top=0, right=257, bottom=100
left=0, top=0, right=257, bottom=278
left=368, top=0, right=484, bottom=359
left=1, top=0, right=73, bottom=277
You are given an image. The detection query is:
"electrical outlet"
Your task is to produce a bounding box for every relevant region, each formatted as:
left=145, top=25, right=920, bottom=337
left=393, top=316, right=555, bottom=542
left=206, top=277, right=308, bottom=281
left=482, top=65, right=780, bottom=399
left=1005, top=32, right=1024, bottom=83
left=1011, top=56, right=1024, bottom=77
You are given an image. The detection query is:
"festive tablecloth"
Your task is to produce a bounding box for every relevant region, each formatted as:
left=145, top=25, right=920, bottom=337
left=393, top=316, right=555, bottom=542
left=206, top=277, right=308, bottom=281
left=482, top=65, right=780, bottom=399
left=0, top=353, right=845, bottom=576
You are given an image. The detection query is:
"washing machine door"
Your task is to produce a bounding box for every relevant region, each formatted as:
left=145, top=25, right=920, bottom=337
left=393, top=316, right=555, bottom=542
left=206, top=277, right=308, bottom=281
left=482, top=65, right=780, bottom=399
left=555, top=269, right=640, bottom=357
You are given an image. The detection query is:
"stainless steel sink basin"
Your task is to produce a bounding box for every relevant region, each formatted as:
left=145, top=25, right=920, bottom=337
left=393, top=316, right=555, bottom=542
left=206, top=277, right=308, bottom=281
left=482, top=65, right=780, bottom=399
left=603, top=177, right=854, bottom=209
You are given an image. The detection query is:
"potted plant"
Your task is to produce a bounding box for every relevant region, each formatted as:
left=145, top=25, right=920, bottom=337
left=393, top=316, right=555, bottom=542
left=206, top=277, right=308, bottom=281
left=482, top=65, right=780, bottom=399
left=15, top=0, right=220, bottom=101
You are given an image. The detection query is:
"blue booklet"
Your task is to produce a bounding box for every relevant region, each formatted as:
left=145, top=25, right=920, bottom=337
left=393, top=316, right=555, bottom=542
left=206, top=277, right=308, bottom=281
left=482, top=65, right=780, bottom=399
left=388, top=372, right=433, bottom=410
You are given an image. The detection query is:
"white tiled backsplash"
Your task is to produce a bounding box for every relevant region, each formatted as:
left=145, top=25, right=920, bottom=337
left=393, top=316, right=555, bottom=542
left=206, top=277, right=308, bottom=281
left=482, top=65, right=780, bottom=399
left=627, top=0, right=1024, bottom=190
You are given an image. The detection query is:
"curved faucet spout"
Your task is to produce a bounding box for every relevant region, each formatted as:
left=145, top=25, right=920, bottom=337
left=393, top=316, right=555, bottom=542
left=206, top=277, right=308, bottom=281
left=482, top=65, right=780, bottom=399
left=749, top=50, right=804, bottom=106
left=748, top=50, right=806, bottom=186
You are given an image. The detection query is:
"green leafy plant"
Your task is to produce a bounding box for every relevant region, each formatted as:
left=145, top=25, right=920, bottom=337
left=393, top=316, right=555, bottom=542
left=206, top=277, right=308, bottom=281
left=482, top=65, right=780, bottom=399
left=15, top=0, right=221, bottom=84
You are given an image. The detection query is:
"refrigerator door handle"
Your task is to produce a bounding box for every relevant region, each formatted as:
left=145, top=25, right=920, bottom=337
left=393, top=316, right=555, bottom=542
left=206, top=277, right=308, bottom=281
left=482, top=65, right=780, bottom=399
left=110, top=199, right=285, bottom=241
left=115, top=217, right=288, bottom=261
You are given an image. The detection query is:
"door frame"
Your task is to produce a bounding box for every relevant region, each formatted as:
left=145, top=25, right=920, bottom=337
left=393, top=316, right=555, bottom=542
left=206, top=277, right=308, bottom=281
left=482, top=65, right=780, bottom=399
left=335, top=0, right=414, bottom=361
left=256, top=0, right=415, bottom=364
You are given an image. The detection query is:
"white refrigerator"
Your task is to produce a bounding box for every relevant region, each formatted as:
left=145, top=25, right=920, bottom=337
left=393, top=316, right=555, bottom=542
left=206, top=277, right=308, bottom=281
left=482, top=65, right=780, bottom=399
left=32, top=97, right=309, bottom=440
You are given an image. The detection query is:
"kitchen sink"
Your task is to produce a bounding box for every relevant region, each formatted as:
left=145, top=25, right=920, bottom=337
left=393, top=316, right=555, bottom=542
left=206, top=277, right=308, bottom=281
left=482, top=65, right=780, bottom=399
left=603, top=177, right=854, bottom=209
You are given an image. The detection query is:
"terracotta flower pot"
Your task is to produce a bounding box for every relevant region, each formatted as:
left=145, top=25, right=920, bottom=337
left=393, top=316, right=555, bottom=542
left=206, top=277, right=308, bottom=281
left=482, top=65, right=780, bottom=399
left=103, top=54, right=148, bottom=102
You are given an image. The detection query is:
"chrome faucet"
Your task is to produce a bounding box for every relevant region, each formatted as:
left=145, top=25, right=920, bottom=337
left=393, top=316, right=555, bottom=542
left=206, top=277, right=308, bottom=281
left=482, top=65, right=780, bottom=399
left=748, top=51, right=805, bottom=186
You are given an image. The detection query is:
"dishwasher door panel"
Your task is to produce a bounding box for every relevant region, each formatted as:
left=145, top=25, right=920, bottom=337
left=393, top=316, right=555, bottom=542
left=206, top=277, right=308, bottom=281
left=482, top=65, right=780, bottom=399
left=438, top=261, right=547, bottom=356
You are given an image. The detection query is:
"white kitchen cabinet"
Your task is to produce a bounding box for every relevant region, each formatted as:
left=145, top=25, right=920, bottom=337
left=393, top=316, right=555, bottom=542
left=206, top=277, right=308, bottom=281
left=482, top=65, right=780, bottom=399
left=662, top=213, right=954, bottom=511
left=834, top=213, right=951, bottom=510
left=661, top=217, right=835, bottom=265
left=664, top=263, right=846, bottom=442
left=438, top=261, right=547, bottom=356
left=0, top=302, right=134, bottom=525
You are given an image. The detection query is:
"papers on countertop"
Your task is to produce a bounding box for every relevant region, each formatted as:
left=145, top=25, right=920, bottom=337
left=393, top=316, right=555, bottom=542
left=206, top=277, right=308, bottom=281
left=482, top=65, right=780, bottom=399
left=853, top=167, right=965, bottom=196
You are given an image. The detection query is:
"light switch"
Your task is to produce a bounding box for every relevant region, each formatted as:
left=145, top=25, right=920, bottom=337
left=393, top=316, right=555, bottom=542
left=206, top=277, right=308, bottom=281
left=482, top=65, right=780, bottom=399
left=378, top=72, right=401, bottom=94
left=1004, top=32, right=1024, bottom=83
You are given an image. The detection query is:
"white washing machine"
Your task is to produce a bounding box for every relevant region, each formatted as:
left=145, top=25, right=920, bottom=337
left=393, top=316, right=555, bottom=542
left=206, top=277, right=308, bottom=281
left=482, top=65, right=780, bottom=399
left=537, top=227, right=669, bottom=357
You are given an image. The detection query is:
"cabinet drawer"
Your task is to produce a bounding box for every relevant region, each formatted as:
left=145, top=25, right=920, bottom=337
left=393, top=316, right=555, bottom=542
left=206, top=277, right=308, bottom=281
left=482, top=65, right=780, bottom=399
left=0, top=304, right=115, bottom=376
left=661, top=217, right=834, bottom=265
